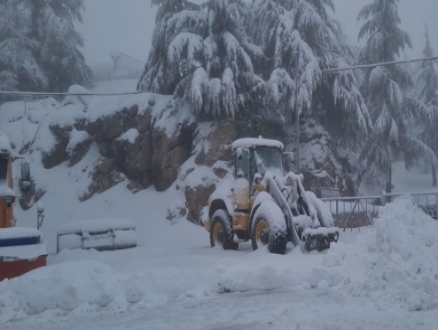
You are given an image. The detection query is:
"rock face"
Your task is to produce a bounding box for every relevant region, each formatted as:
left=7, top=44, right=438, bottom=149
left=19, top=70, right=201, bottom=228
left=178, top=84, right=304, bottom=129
left=298, top=119, right=363, bottom=197
left=194, top=121, right=237, bottom=167
left=41, top=94, right=198, bottom=201
left=152, top=121, right=196, bottom=191
left=184, top=183, right=216, bottom=223
left=41, top=137, right=69, bottom=169
left=80, top=159, right=125, bottom=202
left=111, top=130, right=152, bottom=187
left=166, top=121, right=237, bottom=224
left=43, top=103, right=88, bottom=169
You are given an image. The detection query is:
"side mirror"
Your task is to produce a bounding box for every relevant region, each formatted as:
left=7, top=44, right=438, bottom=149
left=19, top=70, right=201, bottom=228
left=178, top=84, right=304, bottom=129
left=21, top=160, right=31, bottom=192
left=37, top=202, right=45, bottom=230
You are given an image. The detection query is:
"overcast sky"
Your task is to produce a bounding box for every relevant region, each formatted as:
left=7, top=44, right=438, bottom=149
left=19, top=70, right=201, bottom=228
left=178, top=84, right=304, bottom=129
left=76, top=0, right=438, bottom=66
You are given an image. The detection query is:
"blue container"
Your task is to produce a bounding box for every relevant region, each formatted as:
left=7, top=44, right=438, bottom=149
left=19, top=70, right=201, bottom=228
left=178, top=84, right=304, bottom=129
left=0, top=236, right=40, bottom=247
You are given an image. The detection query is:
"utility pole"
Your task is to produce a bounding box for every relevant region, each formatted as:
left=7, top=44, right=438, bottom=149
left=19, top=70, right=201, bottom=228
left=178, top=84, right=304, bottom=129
left=294, top=51, right=300, bottom=174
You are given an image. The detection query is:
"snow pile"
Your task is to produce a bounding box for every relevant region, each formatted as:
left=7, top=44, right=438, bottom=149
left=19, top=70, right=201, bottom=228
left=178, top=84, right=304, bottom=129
left=0, top=254, right=346, bottom=323
left=348, top=196, right=438, bottom=311
left=0, top=261, right=122, bottom=322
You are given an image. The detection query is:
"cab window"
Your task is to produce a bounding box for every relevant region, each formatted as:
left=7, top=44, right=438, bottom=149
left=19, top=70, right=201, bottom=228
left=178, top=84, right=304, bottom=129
left=235, top=148, right=249, bottom=180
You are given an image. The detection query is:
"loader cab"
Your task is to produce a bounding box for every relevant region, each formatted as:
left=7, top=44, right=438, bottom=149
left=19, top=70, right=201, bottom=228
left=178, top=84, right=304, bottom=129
left=233, top=138, right=285, bottom=184
left=232, top=138, right=285, bottom=207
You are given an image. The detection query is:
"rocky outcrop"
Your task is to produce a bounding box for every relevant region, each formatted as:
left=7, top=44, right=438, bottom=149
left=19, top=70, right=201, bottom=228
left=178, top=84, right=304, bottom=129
left=184, top=183, right=216, bottom=223
left=40, top=94, right=198, bottom=201
left=111, top=130, right=152, bottom=187
left=67, top=130, right=93, bottom=166
left=298, top=119, right=363, bottom=197
left=85, top=105, right=140, bottom=142
left=152, top=121, right=197, bottom=191
left=166, top=122, right=236, bottom=224
left=41, top=137, right=69, bottom=169
left=194, top=121, right=237, bottom=167
left=43, top=103, right=88, bottom=169
left=79, top=158, right=125, bottom=202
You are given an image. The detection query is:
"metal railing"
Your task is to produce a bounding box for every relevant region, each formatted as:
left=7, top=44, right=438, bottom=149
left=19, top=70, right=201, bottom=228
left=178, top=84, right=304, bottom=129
left=322, top=191, right=438, bottom=231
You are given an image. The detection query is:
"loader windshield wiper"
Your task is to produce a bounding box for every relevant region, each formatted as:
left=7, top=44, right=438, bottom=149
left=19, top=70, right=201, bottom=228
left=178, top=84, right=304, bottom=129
left=253, top=147, right=284, bottom=177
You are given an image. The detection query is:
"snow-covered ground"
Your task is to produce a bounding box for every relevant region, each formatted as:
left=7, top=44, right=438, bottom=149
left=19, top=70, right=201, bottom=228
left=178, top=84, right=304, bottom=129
left=1, top=80, right=438, bottom=329
left=2, top=195, right=438, bottom=329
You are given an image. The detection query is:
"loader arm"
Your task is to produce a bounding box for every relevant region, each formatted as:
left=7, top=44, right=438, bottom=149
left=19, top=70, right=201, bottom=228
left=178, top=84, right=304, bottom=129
left=266, top=174, right=301, bottom=246
left=265, top=172, right=339, bottom=252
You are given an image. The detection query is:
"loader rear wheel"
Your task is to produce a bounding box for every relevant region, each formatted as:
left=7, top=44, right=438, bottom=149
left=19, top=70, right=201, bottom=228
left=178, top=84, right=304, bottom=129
left=251, top=201, right=287, bottom=254
left=210, top=209, right=238, bottom=250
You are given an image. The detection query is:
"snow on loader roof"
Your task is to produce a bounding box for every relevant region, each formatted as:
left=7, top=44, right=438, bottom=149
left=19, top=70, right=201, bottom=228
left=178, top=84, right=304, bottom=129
left=231, top=137, right=284, bottom=150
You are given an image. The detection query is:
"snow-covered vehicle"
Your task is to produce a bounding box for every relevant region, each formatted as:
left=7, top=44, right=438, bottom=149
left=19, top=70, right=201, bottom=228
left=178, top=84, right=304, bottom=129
left=204, top=137, right=339, bottom=254
left=0, top=130, right=47, bottom=280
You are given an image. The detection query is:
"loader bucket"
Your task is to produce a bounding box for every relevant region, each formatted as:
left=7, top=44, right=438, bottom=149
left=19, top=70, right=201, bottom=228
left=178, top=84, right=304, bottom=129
left=302, top=228, right=339, bottom=253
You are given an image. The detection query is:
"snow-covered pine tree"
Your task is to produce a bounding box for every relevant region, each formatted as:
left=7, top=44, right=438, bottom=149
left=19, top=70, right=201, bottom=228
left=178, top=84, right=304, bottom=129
left=0, top=0, right=48, bottom=91
left=33, top=0, right=93, bottom=92
left=137, top=0, right=205, bottom=94
left=357, top=0, right=434, bottom=191
left=251, top=0, right=371, bottom=145
left=407, top=26, right=438, bottom=185
left=0, top=0, right=92, bottom=92
left=138, top=0, right=265, bottom=121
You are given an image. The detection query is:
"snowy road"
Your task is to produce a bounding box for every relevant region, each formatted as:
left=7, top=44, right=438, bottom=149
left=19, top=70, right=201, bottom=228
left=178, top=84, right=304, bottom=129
left=4, top=282, right=437, bottom=330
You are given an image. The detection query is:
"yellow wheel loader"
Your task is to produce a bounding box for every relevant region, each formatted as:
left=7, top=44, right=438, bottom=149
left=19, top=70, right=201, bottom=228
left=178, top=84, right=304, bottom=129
left=204, top=137, right=339, bottom=254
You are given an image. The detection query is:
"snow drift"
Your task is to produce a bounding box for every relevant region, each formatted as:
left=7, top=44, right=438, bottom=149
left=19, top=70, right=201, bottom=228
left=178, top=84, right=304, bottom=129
left=348, top=196, right=438, bottom=311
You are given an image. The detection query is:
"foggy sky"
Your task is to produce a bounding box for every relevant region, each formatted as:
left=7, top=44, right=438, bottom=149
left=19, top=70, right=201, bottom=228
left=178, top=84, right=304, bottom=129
left=76, top=0, right=438, bottom=66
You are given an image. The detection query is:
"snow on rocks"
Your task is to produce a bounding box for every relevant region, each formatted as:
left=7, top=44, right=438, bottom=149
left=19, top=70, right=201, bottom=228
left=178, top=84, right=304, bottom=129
left=116, top=128, right=139, bottom=143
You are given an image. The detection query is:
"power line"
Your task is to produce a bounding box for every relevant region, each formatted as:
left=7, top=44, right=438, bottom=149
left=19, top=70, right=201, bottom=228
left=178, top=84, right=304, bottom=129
left=0, top=91, right=145, bottom=97
left=322, top=56, right=438, bottom=73
left=1, top=56, right=437, bottom=97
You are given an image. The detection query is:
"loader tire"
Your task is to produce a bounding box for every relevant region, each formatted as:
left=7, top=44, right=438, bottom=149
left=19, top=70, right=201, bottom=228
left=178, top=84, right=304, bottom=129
left=251, top=200, right=287, bottom=254
left=210, top=209, right=238, bottom=250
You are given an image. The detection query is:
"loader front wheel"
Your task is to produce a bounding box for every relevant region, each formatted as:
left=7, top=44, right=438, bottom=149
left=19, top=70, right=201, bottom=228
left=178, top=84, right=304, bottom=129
left=251, top=201, right=287, bottom=254
left=210, top=209, right=238, bottom=250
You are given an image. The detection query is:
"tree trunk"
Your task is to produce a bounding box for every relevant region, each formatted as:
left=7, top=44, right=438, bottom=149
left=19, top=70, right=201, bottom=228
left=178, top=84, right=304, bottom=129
left=432, top=163, right=437, bottom=187
left=386, top=165, right=392, bottom=203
